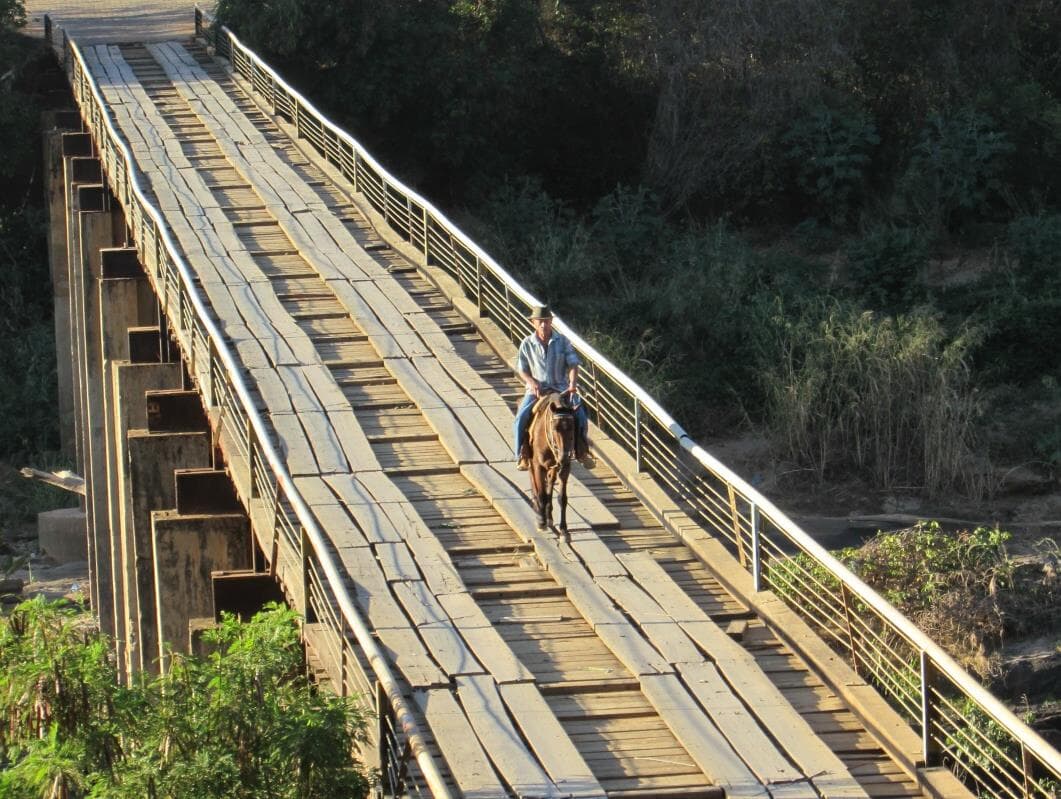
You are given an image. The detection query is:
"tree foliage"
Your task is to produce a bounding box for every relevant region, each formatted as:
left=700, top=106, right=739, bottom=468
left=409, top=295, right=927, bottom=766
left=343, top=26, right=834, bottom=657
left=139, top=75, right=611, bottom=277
left=0, top=600, right=371, bottom=799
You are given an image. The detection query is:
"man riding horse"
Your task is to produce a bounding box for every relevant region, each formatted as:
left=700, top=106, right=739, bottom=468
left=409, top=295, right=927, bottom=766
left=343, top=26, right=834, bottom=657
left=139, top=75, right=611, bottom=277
left=514, top=305, right=594, bottom=471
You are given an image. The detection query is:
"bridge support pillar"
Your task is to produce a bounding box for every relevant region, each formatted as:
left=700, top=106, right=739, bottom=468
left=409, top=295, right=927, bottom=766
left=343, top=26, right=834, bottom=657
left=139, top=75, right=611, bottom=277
left=99, top=253, right=158, bottom=653
left=151, top=509, right=250, bottom=672
left=43, top=113, right=83, bottom=458
left=69, top=167, right=123, bottom=635
left=110, top=361, right=182, bottom=679
left=99, top=248, right=157, bottom=646
left=125, top=428, right=212, bottom=676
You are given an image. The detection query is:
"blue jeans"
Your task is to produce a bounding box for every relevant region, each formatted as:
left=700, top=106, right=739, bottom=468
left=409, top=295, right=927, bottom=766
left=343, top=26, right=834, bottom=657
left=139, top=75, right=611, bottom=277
left=513, top=392, right=588, bottom=458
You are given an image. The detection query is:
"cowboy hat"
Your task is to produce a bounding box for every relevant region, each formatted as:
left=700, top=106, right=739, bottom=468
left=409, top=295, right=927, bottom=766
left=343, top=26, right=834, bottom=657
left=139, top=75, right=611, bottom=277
left=528, top=304, right=553, bottom=320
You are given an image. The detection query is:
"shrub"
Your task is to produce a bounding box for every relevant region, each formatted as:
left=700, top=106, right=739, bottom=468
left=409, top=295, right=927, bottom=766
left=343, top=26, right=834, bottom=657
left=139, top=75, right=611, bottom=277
left=761, top=302, right=985, bottom=496
left=844, top=225, right=928, bottom=310
left=897, top=108, right=1014, bottom=231
left=1006, top=213, right=1061, bottom=287
left=783, top=105, right=879, bottom=225
left=0, top=599, right=370, bottom=799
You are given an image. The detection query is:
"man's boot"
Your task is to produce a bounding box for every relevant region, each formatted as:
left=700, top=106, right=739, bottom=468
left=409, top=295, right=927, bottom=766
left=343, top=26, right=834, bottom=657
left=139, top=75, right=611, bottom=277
left=517, top=443, right=531, bottom=471
left=576, top=435, right=595, bottom=469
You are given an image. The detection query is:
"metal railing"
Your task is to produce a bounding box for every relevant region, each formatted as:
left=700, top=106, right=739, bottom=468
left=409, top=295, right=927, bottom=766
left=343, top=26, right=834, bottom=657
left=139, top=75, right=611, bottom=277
left=195, top=7, right=1061, bottom=797
left=45, top=17, right=453, bottom=799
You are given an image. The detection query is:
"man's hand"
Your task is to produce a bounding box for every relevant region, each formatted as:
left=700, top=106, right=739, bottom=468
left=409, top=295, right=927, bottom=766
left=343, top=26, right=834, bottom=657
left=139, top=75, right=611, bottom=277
left=565, top=383, right=577, bottom=396
left=527, top=378, right=541, bottom=398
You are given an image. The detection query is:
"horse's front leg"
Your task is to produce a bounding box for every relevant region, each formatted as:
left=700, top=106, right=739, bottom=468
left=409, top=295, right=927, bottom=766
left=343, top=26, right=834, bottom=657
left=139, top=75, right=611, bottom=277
left=530, top=467, right=548, bottom=530
left=557, top=466, right=570, bottom=535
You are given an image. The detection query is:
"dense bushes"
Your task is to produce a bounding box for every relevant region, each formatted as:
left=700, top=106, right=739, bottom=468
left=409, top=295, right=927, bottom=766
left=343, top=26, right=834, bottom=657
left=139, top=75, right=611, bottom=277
left=0, top=600, right=371, bottom=799
left=840, top=522, right=1061, bottom=678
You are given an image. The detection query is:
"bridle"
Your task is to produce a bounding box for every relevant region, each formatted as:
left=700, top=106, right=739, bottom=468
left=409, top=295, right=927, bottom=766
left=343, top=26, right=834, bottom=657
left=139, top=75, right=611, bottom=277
left=545, top=404, right=576, bottom=469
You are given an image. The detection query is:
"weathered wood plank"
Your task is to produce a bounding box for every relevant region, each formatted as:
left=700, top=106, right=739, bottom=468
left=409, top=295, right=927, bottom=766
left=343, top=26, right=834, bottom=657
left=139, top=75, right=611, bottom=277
left=618, top=552, right=870, bottom=799
left=392, top=580, right=485, bottom=677
left=436, top=591, right=534, bottom=685
left=413, top=688, right=507, bottom=799
left=498, top=682, right=607, bottom=798
left=640, top=673, right=767, bottom=799
left=455, top=673, right=563, bottom=798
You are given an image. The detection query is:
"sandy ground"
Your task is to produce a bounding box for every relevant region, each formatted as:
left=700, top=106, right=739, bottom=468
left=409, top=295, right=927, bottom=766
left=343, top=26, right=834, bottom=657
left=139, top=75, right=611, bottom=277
left=22, top=0, right=208, bottom=44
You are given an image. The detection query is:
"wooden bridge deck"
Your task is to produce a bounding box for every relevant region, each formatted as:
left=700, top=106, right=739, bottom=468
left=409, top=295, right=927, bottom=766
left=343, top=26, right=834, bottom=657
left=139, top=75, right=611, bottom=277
left=81, top=38, right=939, bottom=799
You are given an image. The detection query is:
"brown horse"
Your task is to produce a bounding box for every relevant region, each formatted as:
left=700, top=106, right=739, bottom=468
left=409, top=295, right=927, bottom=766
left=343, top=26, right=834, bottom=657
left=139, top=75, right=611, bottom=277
left=527, top=392, right=578, bottom=533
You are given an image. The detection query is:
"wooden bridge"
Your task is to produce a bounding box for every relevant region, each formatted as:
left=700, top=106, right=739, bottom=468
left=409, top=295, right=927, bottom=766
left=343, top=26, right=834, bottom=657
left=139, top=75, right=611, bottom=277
left=39, top=10, right=1059, bottom=799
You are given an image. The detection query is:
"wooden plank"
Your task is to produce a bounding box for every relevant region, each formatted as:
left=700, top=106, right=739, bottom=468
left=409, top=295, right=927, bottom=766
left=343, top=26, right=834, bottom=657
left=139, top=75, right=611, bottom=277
left=325, top=408, right=380, bottom=472
left=436, top=591, right=534, bottom=685
left=568, top=531, right=628, bottom=578
left=413, top=688, right=507, bottom=799
left=297, top=410, right=350, bottom=474
left=618, top=552, right=870, bottom=799
left=267, top=412, right=318, bottom=476
left=292, top=475, right=338, bottom=507
left=276, top=364, right=325, bottom=413
left=378, top=501, right=465, bottom=595
left=373, top=540, right=420, bottom=582
left=332, top=546, right=447, bottom=688
left=324, top=474, right=403, bottom=544
left=498, top=682, right=607, bottom=799
left=393, top=580, right=485, bottom=677
left=308, top=502, right=370, bottom=550
left=640, top=673, right=767, bottom=799
left=224, top=284, right=300, bottom=366
left=595, top=576, right=704, bottom=665
left=455, top=673, right=563, bottom=798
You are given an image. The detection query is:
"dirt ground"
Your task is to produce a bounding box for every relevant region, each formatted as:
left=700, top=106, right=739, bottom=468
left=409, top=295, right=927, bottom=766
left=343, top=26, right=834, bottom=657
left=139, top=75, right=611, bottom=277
left=706, top=432, right=1061, bottom=545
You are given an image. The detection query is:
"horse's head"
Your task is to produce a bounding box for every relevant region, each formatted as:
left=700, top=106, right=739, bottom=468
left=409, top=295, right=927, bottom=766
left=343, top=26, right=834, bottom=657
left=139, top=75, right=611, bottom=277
left=546, top=399, right=577, bottom=465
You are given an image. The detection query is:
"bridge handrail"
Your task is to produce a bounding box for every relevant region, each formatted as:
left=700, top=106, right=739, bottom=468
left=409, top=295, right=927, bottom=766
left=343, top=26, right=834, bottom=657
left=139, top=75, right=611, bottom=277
left=45, top=18, right=452, bottom=799
left=196, top=7, right=1060, bottom=796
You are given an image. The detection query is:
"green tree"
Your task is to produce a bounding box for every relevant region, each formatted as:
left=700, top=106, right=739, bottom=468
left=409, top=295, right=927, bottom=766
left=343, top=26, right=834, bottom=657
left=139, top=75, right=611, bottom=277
left=0, top=599, right=370, bottom=799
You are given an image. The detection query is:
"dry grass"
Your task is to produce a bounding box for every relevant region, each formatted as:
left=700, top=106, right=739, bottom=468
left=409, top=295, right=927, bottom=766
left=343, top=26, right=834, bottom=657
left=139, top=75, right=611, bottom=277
left=763, top=303, right=988, bottom=497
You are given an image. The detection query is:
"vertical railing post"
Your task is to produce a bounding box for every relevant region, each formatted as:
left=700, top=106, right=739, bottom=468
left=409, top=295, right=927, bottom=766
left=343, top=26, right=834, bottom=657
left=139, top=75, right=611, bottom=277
left=474, top=255, right=483, bottom=316
left=920, top=650, right=941, bottom=767
left=504, top=285, right=513, bottom=343
left=338, top=618, right=348, bottom=698
left=728, top=484, right=746, bottom=566
left=300, top=527, right=311, bottom=620
left=750, top=503, right=763, bottom=591
left=842, top=582, right=860, bottom=676
left=422, top=206, right=429, bottom=261
left=1022, top=742, right=1031, bottom=797
left=377, top=681, right=393, bottom=796
left=247, top=423, right=259, bottom=499
left=633, top=397, right=643, bottom=473
left=590, top=361, right=602, bottom=436
left=205, top=337, right=218, bottom=408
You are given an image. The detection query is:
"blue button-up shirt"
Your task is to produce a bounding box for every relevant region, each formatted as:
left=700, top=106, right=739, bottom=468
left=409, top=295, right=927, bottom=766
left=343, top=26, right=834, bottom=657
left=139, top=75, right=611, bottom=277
left=517, top=331, right=580, bottom=394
